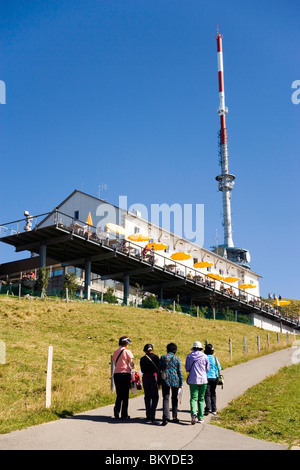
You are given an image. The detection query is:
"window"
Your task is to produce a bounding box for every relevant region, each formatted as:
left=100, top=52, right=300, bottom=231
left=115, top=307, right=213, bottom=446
left=74, top=211, right=79, bottom=220
left=52, top=268, right=63, bottom=277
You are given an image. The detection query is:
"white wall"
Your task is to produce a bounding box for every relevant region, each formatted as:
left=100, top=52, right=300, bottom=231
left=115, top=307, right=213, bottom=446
left=251, top=312, right=298, bottom=335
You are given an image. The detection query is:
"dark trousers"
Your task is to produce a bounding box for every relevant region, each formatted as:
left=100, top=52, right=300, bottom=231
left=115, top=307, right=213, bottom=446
left=205, top=378, right=218, bottom=413
left=142, top=375, right=159, bottom=420
left=162, top=384, right=179, bottom=422
left=114, top=373, right=131, bottom=418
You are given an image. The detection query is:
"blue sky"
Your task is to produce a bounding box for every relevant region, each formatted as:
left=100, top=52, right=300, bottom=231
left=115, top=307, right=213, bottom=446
left=0, top=0, right=299, bottom=298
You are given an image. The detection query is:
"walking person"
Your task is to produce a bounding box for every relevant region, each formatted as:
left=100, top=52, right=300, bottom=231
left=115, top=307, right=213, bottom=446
left=185, top=341, right=210, bottom=424
left=140, top=344, right=160, bottom=423
left=204, top=343, right=222, bottom=416
left=112, top=336, right=134, bottom=420
left=159, top=342, right=183, bottom=426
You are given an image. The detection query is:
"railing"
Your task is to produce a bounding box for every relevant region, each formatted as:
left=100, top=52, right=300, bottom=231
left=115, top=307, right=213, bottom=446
left=0, top=212, right=52, bottom=237
left=0, top=210, right=298, bottom=327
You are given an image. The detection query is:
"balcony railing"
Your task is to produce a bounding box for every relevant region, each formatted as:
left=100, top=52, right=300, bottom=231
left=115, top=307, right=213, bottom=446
left=0, top=209, right=298, bottom=327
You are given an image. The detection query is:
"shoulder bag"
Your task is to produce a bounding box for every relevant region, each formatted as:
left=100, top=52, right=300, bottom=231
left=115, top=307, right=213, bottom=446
left=115, top=348, right=125, bottom=365
left=160, top=355, right=174, bottom=382
left=186, top=359, right=197, bottom=384
left=145, top=354, right=158, bottom=371
left=214, top=357, right=224, bottom=389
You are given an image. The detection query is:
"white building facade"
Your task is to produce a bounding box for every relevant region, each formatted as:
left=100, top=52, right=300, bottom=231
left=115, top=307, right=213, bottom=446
left=37, top=190, right=262, bottom=302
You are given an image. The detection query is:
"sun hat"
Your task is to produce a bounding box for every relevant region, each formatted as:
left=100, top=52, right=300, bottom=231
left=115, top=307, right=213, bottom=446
left=119, top=336, right=132, bottom=346
left=191, top=341, right=203, bottom=350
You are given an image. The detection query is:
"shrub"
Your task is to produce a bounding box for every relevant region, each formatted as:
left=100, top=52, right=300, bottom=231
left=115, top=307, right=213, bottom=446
left=34, top=268, right=49, bottom=298
left=103, top=287, right=117, bottom=304
left=142, top=295, right=159, bottom=309
left=63, top=272, right=78, bottom=298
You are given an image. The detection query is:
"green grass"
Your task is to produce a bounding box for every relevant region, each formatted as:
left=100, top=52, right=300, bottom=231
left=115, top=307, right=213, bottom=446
left=0, top=295, right=294, bottom=434
left=212, top=364, right=300, bottom=448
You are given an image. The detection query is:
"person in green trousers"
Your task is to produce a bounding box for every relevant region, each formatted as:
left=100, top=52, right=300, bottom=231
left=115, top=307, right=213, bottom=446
left=185, top=341, right=210, bottom=424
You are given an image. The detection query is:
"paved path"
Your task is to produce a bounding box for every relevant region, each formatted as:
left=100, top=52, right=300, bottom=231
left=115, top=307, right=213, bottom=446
left=0, top=347, right=296, bottom=450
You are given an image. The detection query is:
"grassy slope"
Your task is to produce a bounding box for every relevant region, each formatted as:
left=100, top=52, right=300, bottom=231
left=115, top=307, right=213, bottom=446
left=0, top=296, right=294, bottom=434
left=212, top=364, right=300, bottom=448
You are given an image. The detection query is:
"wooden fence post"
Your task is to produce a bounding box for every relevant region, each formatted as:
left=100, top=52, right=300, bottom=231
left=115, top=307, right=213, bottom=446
left=257, top=335, right=260, bottom=352
left=46, top=346, right=53, bottom=409
left=212, top=307, right=216, bottom=321
left=0, top=340, right=6, bottom=365
left=243, top=336, right=247, bottom=356
left=229, top=338, right=232, bottom=361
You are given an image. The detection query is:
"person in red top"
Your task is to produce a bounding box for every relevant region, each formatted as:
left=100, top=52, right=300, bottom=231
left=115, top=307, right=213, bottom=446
left=112, top=336, right=134, bottom=420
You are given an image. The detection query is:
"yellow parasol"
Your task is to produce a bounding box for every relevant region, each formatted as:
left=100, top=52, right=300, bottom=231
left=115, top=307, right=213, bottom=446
left=106, top=223, right=126, bottom=236
left=238, top=284, right=256, bottom=289
left=146, top=242, right=168, bottom=250
left=207, top=273, right=224, bottom=281
left=171, top=252, right=191, bottom=261
left=86, top=212, right=93, bottom=226
left=275, top=297, right=290, bottom=306
left=193, top=261, right=214, bottom=269
left=224, top=277, right=240, bottom=283
left=128, top=234, right=151, bottom=242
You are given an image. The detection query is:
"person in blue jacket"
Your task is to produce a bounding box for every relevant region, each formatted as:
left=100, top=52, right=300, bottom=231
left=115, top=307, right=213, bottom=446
left=204, top=343, right=222, bottom=415
left=159, top=343, right=183, bottom=426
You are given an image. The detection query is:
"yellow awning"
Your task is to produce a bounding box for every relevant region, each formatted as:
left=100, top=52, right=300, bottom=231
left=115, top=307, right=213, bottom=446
left=171, top=252, right=191, bottom=261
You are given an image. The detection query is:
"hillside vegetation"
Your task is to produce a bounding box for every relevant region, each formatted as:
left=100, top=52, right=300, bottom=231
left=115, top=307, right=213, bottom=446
left=0, top=296, right=294, bottom=434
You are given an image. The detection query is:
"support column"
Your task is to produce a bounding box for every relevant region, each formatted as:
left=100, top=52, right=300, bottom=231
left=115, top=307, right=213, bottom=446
left=84, top=259, right=91, bottom=300
left=123, top=273, right=130, bottom=306
left=158, top=283, right=163, bottom=306
left=39, top=242, right=47, bottom=268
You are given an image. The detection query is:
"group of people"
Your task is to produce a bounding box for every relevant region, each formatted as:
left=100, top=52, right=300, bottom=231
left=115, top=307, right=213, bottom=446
left=112, top=336, right=222, bottom=425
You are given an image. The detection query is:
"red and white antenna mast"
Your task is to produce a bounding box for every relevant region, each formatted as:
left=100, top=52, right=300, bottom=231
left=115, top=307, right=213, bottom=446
left=215, top=26, right=235, bottom=248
